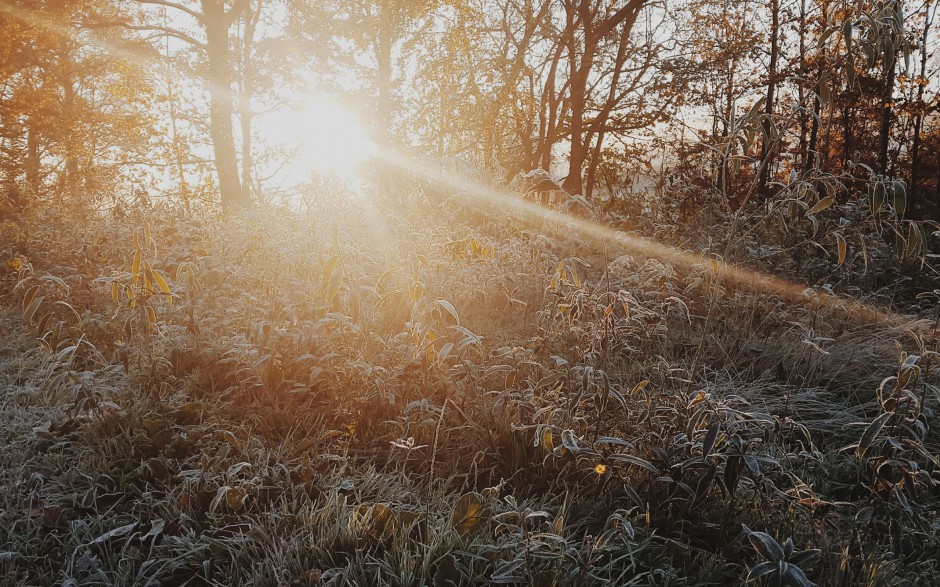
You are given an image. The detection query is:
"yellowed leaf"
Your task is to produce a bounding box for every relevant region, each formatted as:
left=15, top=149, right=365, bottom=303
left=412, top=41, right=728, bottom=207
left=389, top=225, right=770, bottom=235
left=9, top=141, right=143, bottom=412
left=451, top=492, right=487, bottom=536
left=132, top=250, right=141, bottom=287
left=836, top=233, right=847, bottom=265
left=807, top=195, right=835, bottom=215
left=542, top=428, right=553, bottom=452
left=225, top=487, right=247, bottom=511
left=150, top=266, right=172, bottom=299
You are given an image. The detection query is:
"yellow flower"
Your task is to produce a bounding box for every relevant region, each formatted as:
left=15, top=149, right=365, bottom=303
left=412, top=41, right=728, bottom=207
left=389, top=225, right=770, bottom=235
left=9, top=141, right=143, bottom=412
left=7, top=257, right=24, bottom=272
left=594, top=463, right=607, bottom=475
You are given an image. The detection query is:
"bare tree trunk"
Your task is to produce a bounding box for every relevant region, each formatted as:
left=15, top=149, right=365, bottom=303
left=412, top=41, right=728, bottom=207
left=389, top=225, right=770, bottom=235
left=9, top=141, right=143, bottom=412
left=202, top=0, right=247, bottom=209
left=797, top=0, right=808, bottom=171
left=562, top=0, right=646, bottom=196
left=758, top=0, right=779, bottom=194
left=238, top=0, right=260, bottom=203
left=585, top=30, right=630, bottom=201
left=877, top=43, right=896, bottom=177
left=718, top=57, right=736, bottom=200
left=538, top=39, right=566, bottom=171
left=562, top=2, right=589, bottom=195
left=804, top=93, right=821, bottom=173
left=909, top=4, right=933, bottom=218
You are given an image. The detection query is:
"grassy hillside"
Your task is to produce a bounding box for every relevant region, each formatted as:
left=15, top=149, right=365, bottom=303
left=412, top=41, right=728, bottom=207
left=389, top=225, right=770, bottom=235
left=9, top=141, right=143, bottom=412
left=1, top=195, right=938, bottom=586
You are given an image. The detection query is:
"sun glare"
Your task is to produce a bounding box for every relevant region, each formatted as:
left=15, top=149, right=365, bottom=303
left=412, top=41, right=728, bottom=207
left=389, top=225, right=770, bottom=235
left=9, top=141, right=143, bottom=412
left=290, top=95, right=377, bottom=178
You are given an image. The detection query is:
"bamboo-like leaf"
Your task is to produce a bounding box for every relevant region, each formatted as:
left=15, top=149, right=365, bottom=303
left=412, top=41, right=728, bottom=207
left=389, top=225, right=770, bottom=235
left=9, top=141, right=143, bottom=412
left=209, top=486, right=228, bottom=514
left=24, top=295, right=44, bottom=325
left=410, top=281, right=424, bottom=303
left=847, top=52, right=856, bottom=86
left=596, top=436, right=631, bottom=447
left=702, top=420, right=720, bottom=459
left=817, top=25, right=838, bottom=48
left=790, top=549, right=820, bottom=566
left=747, top=561, right=778, bottom=582
left=491, top=559, right=526, bottom=583
left=37, top=313, right=53, bottom=338
left=112, top=281, right=120, bottom=303
left=609, top=453, right=659, bottom=473
left=857, top=412, right=891, bottom=459
left=744, top=525, right=785, bottom=561
left=871, top=181, right=886, bottom=215
left=782, top=563, right=817, bottom=587
left=56, top=344, right=78, bottom=363
left=150, top=266, right=172, bottom=297
left=435, top=299, right=459, bottom=323
left=807, top=195, right=835, bottom=215
left=904, top=224, right=922, bottom=258
left=892, top=180, right=907, bottom=217
left=819, top=76, right=831, bottom=106
left=835, top=233, right=847, bottom=265
left=326, top=266, right=344, bottom=303
left=885, top=36, right=895, bottom=66
left=132, top=250, right=142, bottom=287
left=746, top=97, right=765, bottom=120
left=450, top=325, right=480, bottom=343
left=22, top=284, right=40, bottom=315
left=322, top=255, right=338, bottom=284
left=91, top=522, right=137, bottom=545
left=438, top=342, right=454, bottom=363
left=893, top=486, right=912, bottom=514
left=40, top=275, right=69, bottom=294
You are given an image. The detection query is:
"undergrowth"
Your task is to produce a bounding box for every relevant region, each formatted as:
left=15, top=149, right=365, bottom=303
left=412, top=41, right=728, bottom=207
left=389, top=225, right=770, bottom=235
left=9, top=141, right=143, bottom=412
left=1, top=194, right=938, bottom=586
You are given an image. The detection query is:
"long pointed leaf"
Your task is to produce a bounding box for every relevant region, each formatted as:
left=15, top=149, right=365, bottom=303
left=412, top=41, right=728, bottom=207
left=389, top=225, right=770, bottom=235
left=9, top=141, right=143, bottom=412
left=857, top=412, right=891, bottom=459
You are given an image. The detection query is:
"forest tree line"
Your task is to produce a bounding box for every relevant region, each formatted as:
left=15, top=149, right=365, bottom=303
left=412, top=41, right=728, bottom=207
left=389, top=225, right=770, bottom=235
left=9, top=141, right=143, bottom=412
left=0, top=0, right=938, bottom=219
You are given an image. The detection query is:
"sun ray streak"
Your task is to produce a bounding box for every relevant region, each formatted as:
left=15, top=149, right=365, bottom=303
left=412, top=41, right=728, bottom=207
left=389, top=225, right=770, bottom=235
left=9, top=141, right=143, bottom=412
left=374, top=149, right=907, bottom=327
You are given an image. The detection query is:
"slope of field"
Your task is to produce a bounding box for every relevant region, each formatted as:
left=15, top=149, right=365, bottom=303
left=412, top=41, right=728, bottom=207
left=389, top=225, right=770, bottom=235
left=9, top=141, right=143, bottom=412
left=1, top=199, right=938, bottom=586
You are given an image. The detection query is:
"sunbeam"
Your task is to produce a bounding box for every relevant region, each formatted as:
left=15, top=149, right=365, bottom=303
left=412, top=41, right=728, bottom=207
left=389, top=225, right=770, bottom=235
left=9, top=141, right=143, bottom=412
left=375, top=149, right=906, bottom=327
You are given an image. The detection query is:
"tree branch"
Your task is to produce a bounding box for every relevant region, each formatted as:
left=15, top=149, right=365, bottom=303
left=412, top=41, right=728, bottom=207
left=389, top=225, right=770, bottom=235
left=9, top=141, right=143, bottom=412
left=592, top=0, right=647, bottom=41
left=122, top=24, right=207, bottom=49
left=136, top=0, right=204, bottom=23
left=224, top=0, right=252, bottom=26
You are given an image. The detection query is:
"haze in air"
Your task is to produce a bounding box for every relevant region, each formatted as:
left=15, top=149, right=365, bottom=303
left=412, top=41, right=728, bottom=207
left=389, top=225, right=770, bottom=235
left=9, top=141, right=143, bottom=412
left=1, top=1, right=939, bottom=585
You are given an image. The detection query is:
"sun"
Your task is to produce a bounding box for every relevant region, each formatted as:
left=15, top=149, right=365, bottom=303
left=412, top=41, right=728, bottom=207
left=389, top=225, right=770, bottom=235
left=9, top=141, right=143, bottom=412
left=286, top=95, right=378, bottom=179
